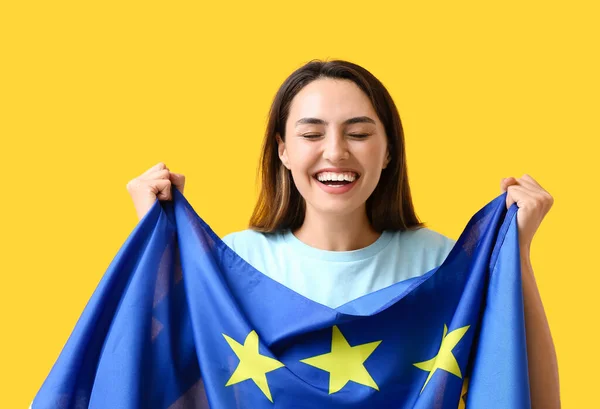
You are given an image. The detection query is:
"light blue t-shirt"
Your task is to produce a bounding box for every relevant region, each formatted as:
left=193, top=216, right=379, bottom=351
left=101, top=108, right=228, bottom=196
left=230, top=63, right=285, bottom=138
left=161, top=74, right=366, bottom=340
left=221, top=228, right=456, bottom=309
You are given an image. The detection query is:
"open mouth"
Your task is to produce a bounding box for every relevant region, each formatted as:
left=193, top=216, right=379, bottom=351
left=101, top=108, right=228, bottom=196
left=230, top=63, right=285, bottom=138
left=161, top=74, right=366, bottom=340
left=313, top=172, right=360, bottom=187
left=314, top=178, right=357, bottom=187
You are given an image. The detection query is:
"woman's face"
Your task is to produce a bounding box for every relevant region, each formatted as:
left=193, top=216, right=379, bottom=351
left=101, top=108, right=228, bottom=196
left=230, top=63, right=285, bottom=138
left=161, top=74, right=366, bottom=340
left=277, top=78, right=390, bottom=218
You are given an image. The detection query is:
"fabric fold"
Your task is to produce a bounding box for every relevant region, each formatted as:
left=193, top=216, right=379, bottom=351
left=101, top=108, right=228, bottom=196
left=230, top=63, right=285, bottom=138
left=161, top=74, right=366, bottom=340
left=30, top=189, right=531, bottom=409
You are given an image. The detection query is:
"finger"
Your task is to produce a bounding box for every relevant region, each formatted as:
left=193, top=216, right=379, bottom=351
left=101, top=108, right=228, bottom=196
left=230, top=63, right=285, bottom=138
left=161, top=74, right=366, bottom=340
left=139, top=169, right=171, bottom=181
left=506, top=184, right=526, bottom=206
left=169, top=173, right=186, bottom=193
left=152, top=179, right=173, bottom=200
left=520, top=174, right=545, bottom=190
left=142, top=162, right=168, bottom=176
left=518, top=174, right=549, bottom=195
left=515, top=177, right=545, bottom=195
left=510, top=184, right=547, bottom=201
left=506, top=184, right=546, bottom=211
left=500, top=176, right=518, bottom=193
left=513, top=176, right=553, bottom=206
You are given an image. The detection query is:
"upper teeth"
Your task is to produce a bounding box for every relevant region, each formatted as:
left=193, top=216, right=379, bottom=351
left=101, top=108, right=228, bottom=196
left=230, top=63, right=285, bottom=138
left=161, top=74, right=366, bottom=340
left=316, top=172, right=358, bottom=182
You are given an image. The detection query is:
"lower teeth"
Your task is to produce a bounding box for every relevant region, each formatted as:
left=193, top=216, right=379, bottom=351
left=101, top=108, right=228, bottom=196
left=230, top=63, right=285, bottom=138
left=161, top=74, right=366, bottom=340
left=316, top=177, right=357, bottom=187
left=324, top=182, right=351, bottom=187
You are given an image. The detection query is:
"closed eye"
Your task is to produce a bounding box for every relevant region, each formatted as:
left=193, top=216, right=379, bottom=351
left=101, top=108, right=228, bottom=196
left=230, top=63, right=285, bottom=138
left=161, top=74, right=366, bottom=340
left=301, top=133, right=370, bottom=139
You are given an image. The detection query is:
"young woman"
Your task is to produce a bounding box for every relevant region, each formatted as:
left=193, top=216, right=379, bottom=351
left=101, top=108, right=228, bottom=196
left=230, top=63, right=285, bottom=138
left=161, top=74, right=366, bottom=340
left=126, top=59, right=560, bottom=408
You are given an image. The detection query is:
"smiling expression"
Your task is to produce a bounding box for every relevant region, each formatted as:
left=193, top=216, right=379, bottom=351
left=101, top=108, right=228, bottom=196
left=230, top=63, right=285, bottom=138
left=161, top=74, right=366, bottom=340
left=277, top=78, right=390, bottom=217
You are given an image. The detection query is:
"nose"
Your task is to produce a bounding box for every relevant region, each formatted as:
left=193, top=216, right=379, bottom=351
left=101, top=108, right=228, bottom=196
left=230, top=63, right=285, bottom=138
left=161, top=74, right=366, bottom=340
left=322, top=133, right=350, bottom=162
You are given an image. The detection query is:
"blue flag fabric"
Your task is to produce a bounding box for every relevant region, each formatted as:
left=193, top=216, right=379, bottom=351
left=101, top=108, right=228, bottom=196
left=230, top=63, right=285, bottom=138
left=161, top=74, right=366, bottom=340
left=31, top=189, right=531, bottom=409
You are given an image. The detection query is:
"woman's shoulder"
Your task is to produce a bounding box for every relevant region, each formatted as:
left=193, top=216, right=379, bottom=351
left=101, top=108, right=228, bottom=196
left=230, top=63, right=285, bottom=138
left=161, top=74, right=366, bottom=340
left=221, top=228, right=283, bottom=253
left=381, top=227, right=456, bottom=271
left=388, top=227, right=456, bottom=257
left=399, top=226, right=456, bottom=245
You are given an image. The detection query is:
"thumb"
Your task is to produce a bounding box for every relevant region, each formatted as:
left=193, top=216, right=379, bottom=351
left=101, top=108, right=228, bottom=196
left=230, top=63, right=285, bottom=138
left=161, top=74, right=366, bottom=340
left=169, top=173, right=186, bottom=193
left=500, top=176, right=517, bottom=193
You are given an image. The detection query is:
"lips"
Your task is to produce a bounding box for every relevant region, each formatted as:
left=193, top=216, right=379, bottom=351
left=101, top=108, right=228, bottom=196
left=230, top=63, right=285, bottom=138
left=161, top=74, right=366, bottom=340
left=313, top=174, right=359, bottom=195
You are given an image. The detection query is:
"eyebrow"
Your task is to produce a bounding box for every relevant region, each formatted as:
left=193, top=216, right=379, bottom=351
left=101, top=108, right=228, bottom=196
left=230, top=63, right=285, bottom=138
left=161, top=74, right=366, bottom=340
left=295, top=116, right=376, bottom=127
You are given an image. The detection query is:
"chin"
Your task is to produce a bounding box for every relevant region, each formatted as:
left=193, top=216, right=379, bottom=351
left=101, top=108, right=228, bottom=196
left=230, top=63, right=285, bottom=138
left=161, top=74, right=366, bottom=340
left=308, top=199, right=366, bottom=217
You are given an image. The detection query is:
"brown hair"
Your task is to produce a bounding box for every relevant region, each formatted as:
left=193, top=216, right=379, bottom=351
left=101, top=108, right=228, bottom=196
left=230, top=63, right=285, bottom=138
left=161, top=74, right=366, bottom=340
left=248, top=59, right=425, bottom=233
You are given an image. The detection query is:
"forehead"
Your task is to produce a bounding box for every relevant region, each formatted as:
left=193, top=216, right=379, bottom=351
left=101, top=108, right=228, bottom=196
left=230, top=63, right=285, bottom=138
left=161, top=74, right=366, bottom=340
left=288, top=78, right=377, bottom=123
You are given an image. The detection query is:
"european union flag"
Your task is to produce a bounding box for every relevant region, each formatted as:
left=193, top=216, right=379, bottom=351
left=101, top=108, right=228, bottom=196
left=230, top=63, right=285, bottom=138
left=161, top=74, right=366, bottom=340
left=30, top=189, right=531, bottom=408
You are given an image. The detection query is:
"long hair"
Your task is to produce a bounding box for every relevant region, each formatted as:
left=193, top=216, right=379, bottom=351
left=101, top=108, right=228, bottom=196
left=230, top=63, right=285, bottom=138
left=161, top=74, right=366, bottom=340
left=248, top=59, right=425, bottom=233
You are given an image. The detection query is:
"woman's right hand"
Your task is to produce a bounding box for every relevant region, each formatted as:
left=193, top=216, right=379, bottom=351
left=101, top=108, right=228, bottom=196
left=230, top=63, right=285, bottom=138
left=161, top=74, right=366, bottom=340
left=126, top=162, right=186, bottom=221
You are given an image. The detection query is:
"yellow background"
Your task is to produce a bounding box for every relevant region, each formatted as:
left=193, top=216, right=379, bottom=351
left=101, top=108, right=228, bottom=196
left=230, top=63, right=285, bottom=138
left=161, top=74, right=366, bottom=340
left=1, top=0, right=597, bottom=407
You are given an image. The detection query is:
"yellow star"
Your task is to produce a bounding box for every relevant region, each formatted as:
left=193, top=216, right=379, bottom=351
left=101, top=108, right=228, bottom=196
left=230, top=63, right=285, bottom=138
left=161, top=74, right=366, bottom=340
left=300, top=325, right=382, bottom=394
left=222, top=330, right=285, bottom=402
left=413, top=324, right=470, bottom=393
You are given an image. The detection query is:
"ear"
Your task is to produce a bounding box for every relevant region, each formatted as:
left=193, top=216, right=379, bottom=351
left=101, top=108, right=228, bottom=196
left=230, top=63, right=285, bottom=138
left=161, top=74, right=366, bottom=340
left=382, top=148, right=391, bottom=169
left=276, top=133, right=290, bottom=169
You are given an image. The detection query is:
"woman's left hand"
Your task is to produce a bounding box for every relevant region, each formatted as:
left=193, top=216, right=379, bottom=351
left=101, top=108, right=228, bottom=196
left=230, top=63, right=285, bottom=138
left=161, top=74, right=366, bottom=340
left=500, top=174, right=554, bottom=255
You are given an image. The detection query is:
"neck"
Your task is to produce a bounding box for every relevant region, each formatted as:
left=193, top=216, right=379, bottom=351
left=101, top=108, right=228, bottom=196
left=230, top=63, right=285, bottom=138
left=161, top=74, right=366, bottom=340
left=292, top=204, right=381, bottom=251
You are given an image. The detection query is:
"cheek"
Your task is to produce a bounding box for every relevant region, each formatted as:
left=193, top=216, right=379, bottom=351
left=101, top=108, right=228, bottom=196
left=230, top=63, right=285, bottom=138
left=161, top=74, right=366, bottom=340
left=358, top=142, right=387, bottom=166
left=287, top=144, right=316, bottom=172
left=285, top=149, right=312, bottom=185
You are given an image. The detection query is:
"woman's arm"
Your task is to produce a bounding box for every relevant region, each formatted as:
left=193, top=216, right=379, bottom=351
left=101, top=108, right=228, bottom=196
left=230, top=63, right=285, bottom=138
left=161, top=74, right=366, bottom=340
left=521, top=242, right=561, bottom=408
left=499, top=174, right=560, bottom=408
